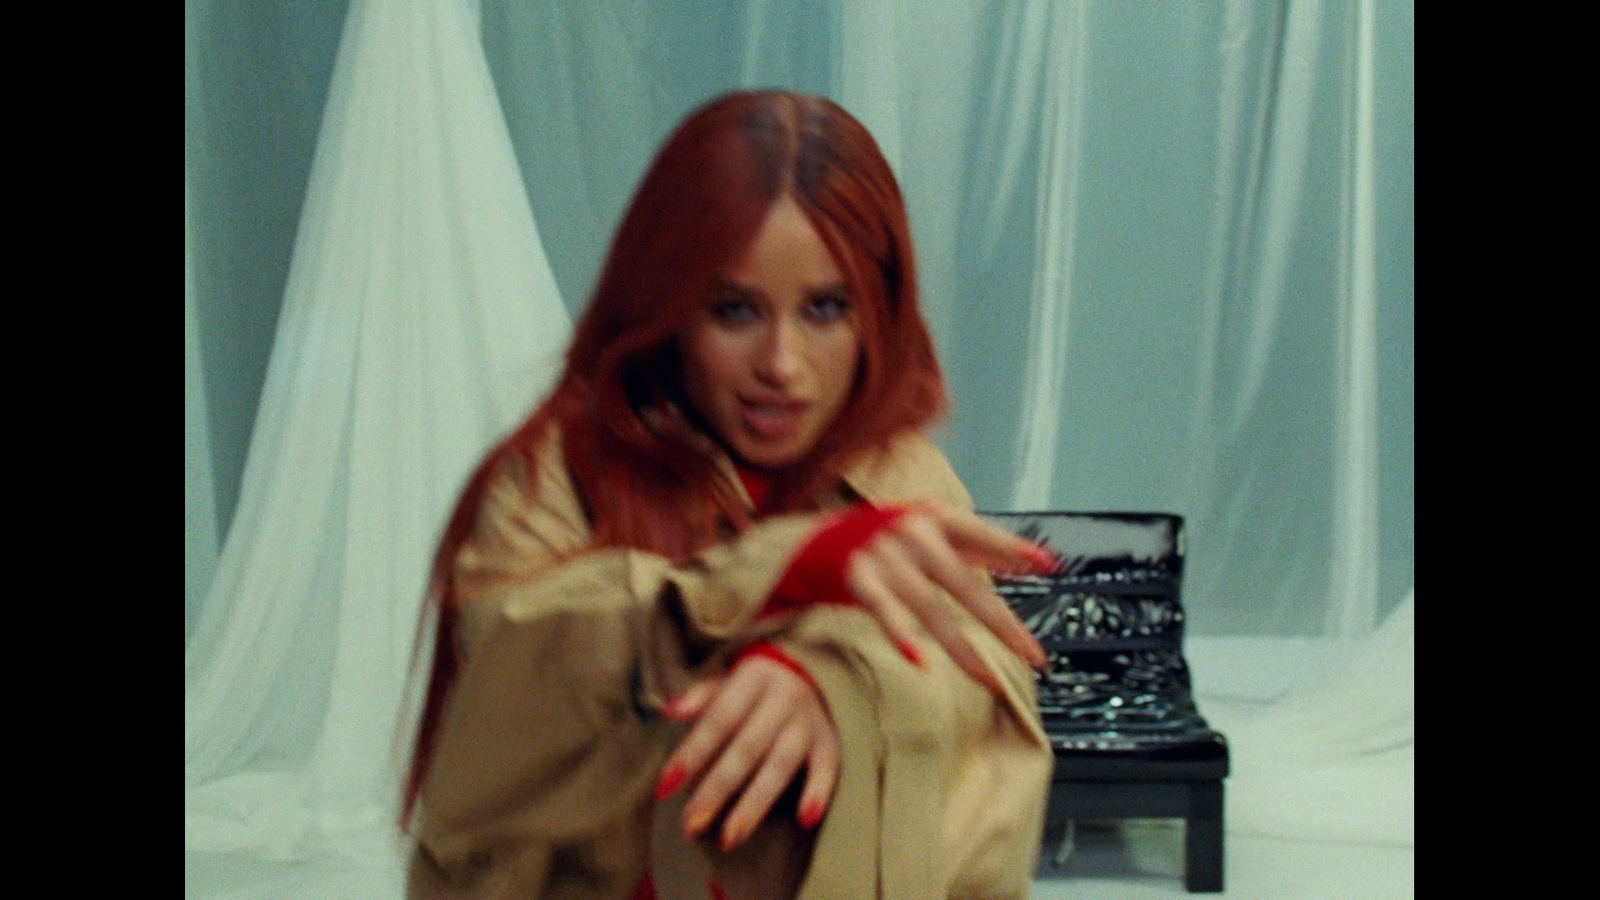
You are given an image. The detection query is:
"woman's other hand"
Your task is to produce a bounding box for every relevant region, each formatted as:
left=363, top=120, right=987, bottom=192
left=847, top=504, right=1055, bottom=696
left=654, top=651, right=839, bottom=851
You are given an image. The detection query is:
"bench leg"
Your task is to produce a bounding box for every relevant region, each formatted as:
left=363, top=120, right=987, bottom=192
left=1184, top=781, right=1224, bottom=892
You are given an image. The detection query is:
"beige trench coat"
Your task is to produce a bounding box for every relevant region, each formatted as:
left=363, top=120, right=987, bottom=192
left=408, top=424, right=1052, bottom=899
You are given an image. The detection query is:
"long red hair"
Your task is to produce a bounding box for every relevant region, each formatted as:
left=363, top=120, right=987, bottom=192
left=401, top=91, right=946, bottom=824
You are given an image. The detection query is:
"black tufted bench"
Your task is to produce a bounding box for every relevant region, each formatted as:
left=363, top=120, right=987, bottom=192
left=982, top=511, right=1230, bottom=893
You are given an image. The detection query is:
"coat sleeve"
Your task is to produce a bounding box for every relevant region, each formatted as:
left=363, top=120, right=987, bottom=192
left=413, top=430, right=1052, bottom=900
left=413, top=434, right=821, bottom=895
left=768, top=434, right=1054, bottom=900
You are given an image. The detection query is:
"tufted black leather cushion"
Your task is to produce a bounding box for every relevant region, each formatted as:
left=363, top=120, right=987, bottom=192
left=982, top=511, right=1230, bottom=891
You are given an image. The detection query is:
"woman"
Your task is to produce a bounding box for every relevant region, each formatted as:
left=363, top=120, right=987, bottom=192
left=403, top=90, right=1055, bottom=900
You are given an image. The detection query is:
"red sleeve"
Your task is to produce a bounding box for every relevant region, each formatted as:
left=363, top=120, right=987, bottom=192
left=734, top=503, right=910, bottom=686
left=731, top=640, right=818, bottom=692
left=756, top=502, right=909, bottom=619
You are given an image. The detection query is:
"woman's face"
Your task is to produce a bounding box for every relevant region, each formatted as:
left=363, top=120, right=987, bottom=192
left=679, top=195, right=863, bottom=470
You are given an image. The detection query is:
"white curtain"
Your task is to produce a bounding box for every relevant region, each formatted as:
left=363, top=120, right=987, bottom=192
left=185, top=0, right=570, bottom=860
left=185, top=0, right=1412, bottom=882
left=926, top=0, right=1413, bottom=640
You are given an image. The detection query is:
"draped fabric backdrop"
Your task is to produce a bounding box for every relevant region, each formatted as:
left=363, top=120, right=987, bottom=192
left=186, top=0, right=1413, bottom=875
left=185, top=0, right=570, bottom=859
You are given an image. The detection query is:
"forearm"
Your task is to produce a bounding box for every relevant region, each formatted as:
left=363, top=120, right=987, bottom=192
left=767, top=605, right=1050, bottom=900
left=424, top=515, right=827, bottom=833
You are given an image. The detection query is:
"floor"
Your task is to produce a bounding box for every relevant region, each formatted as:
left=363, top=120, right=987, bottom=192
left=1030, top=818, right=1412, bottom=900
left=186, top=818, right=1413, bottom=900
left=188, top=636, right=1413, bottom=898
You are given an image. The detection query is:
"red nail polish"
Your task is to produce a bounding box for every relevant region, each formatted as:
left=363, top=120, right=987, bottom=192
left=798, top=798, right=826, bottom=830
left=654, top=763, right=687, bottom=801
left=1024, top=545, right=1063, bottom=573
left=661, top=694, right=687, bottom=720
left=896, top=639, right=925, bottom=668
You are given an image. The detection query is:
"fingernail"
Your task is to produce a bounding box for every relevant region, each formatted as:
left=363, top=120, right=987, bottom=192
left=798, top=798, right=826, bottom=830
left=684, top=806, right=714, bottom=840
left=654, top=763, right=687, bottom=802
left=720, top=818, right=749, bottom=852
left=661, top=694, right=688, bottom=720
left=1028, top=638, right=1048, bottom=671
left=1023, top=545, right=1063, bottom=573
left=896, top=639, right=925, bottom=668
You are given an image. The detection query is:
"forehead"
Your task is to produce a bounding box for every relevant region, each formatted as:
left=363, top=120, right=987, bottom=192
left=721, top=196, right=846, bottom=289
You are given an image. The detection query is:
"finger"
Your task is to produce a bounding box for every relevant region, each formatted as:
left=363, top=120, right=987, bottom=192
left=901, top=588, right=1008, bottom=697
left=795, top=716, right=840, bottom=830
left=662, top=677, right=722, bottom=721
left=845, top=540, right=929, bottom=664
left=679, top=665, right=792, bottom=839
left=658, top=671, right=762, bottom=803
left=925, top=506, right=1063, bottom=576
left=855, top=524, right=1032, bottom=688
left=859, top=531, right=1006, bottom=694
left=939, top=577, right=1047, bottom=673
left=894, top=516, right=1047, bottom=670
left=716, top=718, right=813, bottom=850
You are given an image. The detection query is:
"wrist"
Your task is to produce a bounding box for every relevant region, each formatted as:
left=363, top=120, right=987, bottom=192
left=759, top=503, right=910, bottom=618
left=732, top=640, right=818, bottom=692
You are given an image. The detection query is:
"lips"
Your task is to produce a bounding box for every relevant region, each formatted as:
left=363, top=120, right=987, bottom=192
left=739, top=397, right=810, bottom=440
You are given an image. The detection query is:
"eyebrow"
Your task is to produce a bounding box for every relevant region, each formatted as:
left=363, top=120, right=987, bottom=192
left=707, top=280, right=758, bottom=298
left=709, top=278, right=851, bottom=298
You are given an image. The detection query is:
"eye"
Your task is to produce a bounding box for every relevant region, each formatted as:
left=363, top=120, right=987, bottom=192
left=707, top=291, right=761, bottom=326
left=804, top=291, right=852, bottom=324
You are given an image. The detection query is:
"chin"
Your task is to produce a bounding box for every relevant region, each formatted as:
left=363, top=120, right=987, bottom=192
left=735, top=441, right=813, bottom=471
left=741, top=452, right=803, bottom=471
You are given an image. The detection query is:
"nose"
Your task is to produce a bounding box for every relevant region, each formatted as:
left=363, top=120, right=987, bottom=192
left=754, top=316, right=804, bottom=386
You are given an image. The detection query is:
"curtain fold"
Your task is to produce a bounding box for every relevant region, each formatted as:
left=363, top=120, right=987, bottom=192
left=185, top=0, right=570, bottom=857
left=1008, top=0, right=1090, bottom=511
left=1329, top=0, right=1380, bottom=637
left=186, top=177, right=220, bottom=642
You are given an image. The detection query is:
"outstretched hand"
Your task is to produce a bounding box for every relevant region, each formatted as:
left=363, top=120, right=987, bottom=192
left=651, top=505, right=1052, bottom=850
left=845, top=504, right=1055, bottom=696
left=655, top=652, right=839, bottom=851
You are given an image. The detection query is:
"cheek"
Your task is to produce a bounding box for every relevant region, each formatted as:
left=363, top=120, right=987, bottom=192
left=820, top=333, right=864, bottom=405
left=682, top=331, right=743, bottom=403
